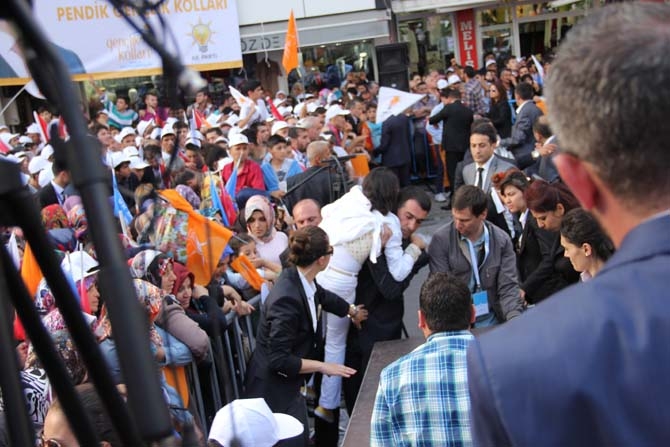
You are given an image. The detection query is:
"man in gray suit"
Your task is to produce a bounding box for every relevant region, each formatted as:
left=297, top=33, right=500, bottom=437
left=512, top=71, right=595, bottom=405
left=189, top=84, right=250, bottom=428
left=499, top=82, right=543, bottom=169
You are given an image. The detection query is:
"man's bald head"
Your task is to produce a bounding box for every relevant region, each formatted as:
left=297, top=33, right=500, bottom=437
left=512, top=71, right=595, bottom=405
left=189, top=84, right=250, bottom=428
left=306, top=141, right=331, bottom=166
left=292, top=199, right=322, bottom=229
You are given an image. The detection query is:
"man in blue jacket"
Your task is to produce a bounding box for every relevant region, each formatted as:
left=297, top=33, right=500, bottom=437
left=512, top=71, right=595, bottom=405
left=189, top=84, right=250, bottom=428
left=467, top=3, right=670, bottom=446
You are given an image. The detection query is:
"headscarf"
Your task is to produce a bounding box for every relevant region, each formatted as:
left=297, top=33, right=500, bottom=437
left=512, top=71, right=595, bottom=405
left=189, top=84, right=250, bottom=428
left=25, top=309, right=87, bottom=385
left=67, top=204, right=88, bottom=241
left=171, top=262, right=194, bottom=297
left=130, top=249, right=162, bottom=280
left=34, top=278, right=55, bottom=317
left=175, top=184, right=201, bottom=209
left=62, top=195, right=82, bottom=214
left=244, top=195, right=276, bottom=243
left=97, top=279, right=164, bottom=348
left=41, top=204, right=69, bottom=230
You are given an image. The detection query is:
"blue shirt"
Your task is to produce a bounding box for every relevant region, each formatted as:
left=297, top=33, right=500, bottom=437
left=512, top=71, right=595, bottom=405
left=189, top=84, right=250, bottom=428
left=371, top=331, right=475, bottom=447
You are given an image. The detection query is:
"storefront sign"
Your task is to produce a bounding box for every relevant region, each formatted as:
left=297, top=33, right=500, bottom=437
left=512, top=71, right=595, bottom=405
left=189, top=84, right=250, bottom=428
left=455, top=9, right=478, bottom=69
left=0, top=0, right=243, bottom=86
left=240, top=35, right=283, bottom=53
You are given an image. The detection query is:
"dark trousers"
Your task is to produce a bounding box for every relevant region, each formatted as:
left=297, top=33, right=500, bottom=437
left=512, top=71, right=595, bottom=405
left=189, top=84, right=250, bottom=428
left=277, top=393, right=310, bottom=447
left=446, top=151, right=465, bottom=195
left=387, top=164, right=411, bottom=187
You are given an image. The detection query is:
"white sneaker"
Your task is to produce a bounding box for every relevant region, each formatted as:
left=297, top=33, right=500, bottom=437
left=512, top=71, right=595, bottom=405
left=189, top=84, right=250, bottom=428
left=434, top=192, right=448, bottom=202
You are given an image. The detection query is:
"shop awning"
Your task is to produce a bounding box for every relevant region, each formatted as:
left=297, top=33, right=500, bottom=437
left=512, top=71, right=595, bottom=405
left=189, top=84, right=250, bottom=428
left=239, top=9, right=391, bottom=54
left=392, top=0, right=493, bottom=14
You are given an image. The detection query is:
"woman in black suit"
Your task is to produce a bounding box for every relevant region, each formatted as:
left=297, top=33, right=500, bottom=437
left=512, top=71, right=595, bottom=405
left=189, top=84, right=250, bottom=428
left=500, top=169, right=574, bottom=304
left=486, top=79, right=512, bottom=139
left=244, top=226, right=367, bottom=447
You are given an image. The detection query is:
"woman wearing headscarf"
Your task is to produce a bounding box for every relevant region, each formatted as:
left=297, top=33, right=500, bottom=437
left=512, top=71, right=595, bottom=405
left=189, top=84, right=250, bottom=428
left=41, top=204, right=77, bottom=252
left=130, top=250, right=209, bottom=362
left=245, top=195, right=288, bottom=266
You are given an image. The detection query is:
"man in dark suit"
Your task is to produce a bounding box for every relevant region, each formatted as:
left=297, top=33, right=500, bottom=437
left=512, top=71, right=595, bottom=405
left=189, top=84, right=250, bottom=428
left=375, top=111, right=412, bottom=187
left=499, top=82, right=543, bottom=170
left=343, top=186, right=431, bottom=413
left=284, top=141, right=338, bottom=212
left=428, top=88, right=473, bottom=198
left=37, top=160, right=70, bottom=209
left=468, top=4, right=670, bottom=445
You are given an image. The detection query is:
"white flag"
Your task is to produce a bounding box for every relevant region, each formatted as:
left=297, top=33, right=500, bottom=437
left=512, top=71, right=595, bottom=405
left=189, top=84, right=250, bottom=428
left=531, top=55, right=545, bottom=80
left=228, top=86, right=250, bottom=108
left=375, top=87, right=425, bottom=124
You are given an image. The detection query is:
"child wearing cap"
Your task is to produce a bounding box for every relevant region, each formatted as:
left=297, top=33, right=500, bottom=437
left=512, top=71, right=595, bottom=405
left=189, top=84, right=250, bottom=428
left=261, top=135, right=303, bottom=200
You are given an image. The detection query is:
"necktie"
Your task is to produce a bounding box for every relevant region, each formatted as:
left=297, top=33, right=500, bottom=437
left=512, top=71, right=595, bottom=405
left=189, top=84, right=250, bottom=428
left=476, top=167, right=485, bottom=189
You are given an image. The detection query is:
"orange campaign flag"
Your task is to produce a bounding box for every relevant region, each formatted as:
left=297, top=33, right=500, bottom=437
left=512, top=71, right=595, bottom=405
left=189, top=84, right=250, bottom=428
left=21, top=243, right=43, bottom=297
left=230, top=254, right=265, bottom=291
left=282, top=9, right=300, bottom=75
left=160, top=189, right=233, bottom=286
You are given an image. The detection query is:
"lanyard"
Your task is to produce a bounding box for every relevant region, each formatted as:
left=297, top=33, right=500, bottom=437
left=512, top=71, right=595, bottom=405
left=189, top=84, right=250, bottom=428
left=465, top=224, right=490, bottom=290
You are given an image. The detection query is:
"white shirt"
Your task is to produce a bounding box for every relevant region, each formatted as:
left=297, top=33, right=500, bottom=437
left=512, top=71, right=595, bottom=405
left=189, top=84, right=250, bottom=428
left=50, top=180, right=65, bottom=205
left=298, top=269, right=318, bottom=332
left=516, top=100, right=530, bottom=115
left=520, top=209, right=530, bottom=229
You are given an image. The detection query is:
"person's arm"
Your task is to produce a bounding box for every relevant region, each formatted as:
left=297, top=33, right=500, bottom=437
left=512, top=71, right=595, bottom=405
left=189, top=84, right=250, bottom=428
left=382, top=217, right=423, bottom=282
left=155, top=297, right=210, bottom=361
left=520, top=226, right=558, bottom=299
left=154, top=326, right=194, bottom=366
left=370, top=374, right=395, bottom=447
left=237, top=101, right=257, bottom=129
left=496, top=233, right=523, bottom=320
left=248, top=162, right=267, bottom=191
left=261, top=162, right=280, bottom=192
left=427, top=229, right=451, bottom=273
left=374, top=119, right=393, bottom=156
left=500, top=109, right=533, bottom=149
left=428, top=103, right=448, bottom=125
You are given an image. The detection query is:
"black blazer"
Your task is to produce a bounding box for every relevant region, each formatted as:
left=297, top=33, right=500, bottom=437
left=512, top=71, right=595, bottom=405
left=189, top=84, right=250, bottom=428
left=375, top=113, right=412, bottom=168
left=428, top=100, right=474, bottom=153
left=516, top=213, right=561, bottom=304
left=37, top=183, right=59, bottom=210
left=486, top=99, right=512, bottom=139
left=285, top=166, right=334, bottom=211
left=244, top=266, right=349, bottom=412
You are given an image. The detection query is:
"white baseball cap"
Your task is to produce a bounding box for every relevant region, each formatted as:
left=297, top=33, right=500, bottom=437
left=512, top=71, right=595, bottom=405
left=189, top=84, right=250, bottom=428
left=40, top=144, right=55, bottom=160
left=19, top=135, right=34, bottom=145
left=325, top=105, right=350, bottom=123
left=271, top=121, right=289, bottom=136
left=224, top=114, right=240, bottom=127
left=208, top=398, right=303, bottom=447
left=437, top=79, right=448, bottom=90
left=228, top=133, right=249, bottom=148
left=111, top=151, right=131, bottom=169
left=136, top=119, right=154, bottom=137
left=28, top=156, right=48, bottom=174
left=447, top=74, right=462, bottom=86
left=129, top=156, right=150, bottom=170
left=123, top=146, right=140, bottom=158
left=185, top=137, right=201, bottom=149
left=61, top=251, right=99, bottom=284
left=161, top=125, right=175, bottom=138
left=0, top=133, right=19, bottom=146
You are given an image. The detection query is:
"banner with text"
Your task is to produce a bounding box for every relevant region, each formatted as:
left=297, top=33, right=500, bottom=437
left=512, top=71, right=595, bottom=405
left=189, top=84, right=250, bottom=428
left=455, top=9, right=478, bottom=69
left=0, top=0, right=242, bottom=86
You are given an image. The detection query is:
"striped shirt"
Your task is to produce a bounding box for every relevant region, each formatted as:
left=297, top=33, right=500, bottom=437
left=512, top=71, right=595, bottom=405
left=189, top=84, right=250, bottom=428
left=371, top=331, right=475, bottom=447
left=102, top=95, right=138, bottom=129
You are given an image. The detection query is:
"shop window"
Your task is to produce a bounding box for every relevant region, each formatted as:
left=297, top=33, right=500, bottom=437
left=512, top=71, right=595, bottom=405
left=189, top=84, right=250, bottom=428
left=478, top=7, right=512, bottom=26
left=481, top=28, right=513, bottom=66
left=398, top=15, right=455, bottom=75
left=516, top=0, right=592, bottom=19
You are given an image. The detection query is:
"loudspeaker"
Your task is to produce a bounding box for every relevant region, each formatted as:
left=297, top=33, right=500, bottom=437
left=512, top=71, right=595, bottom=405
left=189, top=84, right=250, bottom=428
left=378, top=70, right=410, bottom=92
left=376, top=43, right=409, bottom=72
left=376, top=43, right=410, bottom=92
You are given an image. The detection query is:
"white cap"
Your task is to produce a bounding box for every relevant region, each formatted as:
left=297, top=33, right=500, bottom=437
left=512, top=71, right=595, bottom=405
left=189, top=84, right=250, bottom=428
left=136, top=119, right=154, bottom=137
left=272, top=98, right=286, bottom=107
left=214, top=136, right=228, bottom=144
left=275, top=90, right=286, bottom=98
left=193, top=130, right=204, bottom=141
left=485, top=59, right=497, bottom=68
left=19, top=135, right=33, bottom=145
left=306, top=102, right=319, bottom=114
left=293, top=102, right=306, bottom=117
left=214, top=157, right=233, bottom=173
left=447, top=74, right=462, bottom=86
left=26, top=123, right=41, bottom=134
left=0, top=133, right=19, bottom=146
left=277, top=105, right=293, bottom=117
left=61, top=251, right=99, bottom=284
left=271, top=121, right=289, bottom=136
left=437, top=79, right=448, bottom=90
left=38, top=164, right=54, bottom=187
left=325, top=105, right=350, bottom=123
left=123, top=146, right=140, bottom=158
left=129, top=156, right=150, bottom=170
left=208, top=398, right=303, bottom=447
left=165, top=117, right=179, bottom=126
left=224, top=114, right=240, bottom=127
left=149, top=128, right=162, bottom=140
left=228, top=133, right=249, bottom=147
left=28, top=156, right=48, bottom=174
left=161, top=125, right=175, bottom=138
left=40, top=144, right=55, bottom=160
left=185, top=137, right=201, bottom=148
left=111, top=151, right=131, bottom=169
left=14, top=151, right=27, bottom=159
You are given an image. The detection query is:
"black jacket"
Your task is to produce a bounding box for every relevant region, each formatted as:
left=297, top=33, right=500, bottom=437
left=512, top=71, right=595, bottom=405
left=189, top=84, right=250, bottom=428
left=244, top=267, right=349, bottom=412
left=375, top=113, right=412, bottom=167
left=487, top=99, right=512, bottom=139
left=428, top=100, right=474, bottom=153
left=516, top=213, right=561, bottom=304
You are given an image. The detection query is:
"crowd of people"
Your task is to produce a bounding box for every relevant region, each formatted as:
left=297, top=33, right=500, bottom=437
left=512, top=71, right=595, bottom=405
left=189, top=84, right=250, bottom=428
left=0, top=2, right=666, bottom=446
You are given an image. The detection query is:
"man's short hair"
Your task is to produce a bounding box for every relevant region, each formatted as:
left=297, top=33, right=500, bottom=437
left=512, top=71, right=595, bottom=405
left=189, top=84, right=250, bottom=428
left=420, top=273, right=472, bottom=332
left=205, top=127, right=223, bottom=137
left=546, top=2, right=670, bottom=208
left=241, top=79, right=261, bottom=96
left=470, top=123, right=497, bottom=144
left=288, top=126, right=304, bottom=139
left=266, top=134, right=287, bottom=148
left=452, top=185, right=488, bottom=216
left=464, top=66, right=476, bottom=79
left=515, top=82, right=534, bottom=101
left=533, top=116, right=552, bottom=139
left=398, top=186, right=432, bottom=214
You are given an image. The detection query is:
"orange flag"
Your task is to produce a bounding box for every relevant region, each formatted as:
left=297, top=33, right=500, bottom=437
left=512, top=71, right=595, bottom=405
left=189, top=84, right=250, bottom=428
left=21, top=243, right=43, bottom=297
left=282, top=10, right=299, bottom=75
left=230, top=254, right=265, bottom=291
left=160, top=190, right=233, bottom=286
